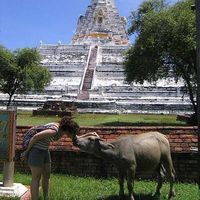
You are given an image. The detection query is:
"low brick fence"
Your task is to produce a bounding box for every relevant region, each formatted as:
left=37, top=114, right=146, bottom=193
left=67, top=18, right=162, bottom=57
left=10, top=126, right=200, bottom=182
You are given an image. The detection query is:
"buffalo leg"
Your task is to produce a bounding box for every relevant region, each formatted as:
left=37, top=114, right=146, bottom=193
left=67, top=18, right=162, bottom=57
left=163, top=156, right=176, bottom=199
left=168, top=168, right=176, bottom=199
left=127, top=166, right=135, bottom=200
left=155, top=164, right=165, bottom=196
left=118, top=170, right=125, bottom=199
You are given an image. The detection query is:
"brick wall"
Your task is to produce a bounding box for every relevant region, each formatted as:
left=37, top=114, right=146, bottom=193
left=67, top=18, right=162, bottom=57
left=12, top=126, right=199, bottom=182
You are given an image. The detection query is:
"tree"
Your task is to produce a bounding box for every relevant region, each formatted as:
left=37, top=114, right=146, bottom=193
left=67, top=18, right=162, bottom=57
left=124, top=0, right=197, bottom=120
left=0, top=46, right=52, bottom=106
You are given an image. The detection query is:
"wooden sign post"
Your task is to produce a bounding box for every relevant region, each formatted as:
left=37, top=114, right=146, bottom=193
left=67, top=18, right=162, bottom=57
left=0, top=108, right=16, bottom=187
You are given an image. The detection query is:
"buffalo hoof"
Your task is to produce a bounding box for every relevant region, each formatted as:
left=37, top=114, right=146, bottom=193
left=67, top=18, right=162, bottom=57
left=119, top=195, right=134, bottom=200
left=153, top=191, right=161, bottom=197
left=153, top=193, right=161, bottom=199
left=128, top=195, right=135, bottom=200
left=168, top=191, right=176, bottom=199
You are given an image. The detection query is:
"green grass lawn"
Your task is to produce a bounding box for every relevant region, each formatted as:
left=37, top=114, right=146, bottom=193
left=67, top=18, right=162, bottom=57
left=16, top=111, right=187, bottom=126
left=0, top=173, right=199, bottom=200
left=9, top=112, right=192, bottom=200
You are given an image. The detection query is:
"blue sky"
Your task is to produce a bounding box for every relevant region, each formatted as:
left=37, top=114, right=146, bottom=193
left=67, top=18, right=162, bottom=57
left=0, top=0, right=177, bottom=50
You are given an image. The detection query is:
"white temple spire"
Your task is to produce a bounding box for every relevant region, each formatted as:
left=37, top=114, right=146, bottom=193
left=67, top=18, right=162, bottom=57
left=91, top=0, right=115, bottom=7
left=72, top=0, right=128, bottom=45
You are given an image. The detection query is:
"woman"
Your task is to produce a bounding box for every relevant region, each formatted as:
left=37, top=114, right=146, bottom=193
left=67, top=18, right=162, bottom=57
left=20, top=116, right=79, bottom=200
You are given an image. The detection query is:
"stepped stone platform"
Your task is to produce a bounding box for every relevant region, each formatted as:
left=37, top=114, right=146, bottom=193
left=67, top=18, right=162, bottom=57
left=0, top=0, right=193, bottom=115
left=1, top=42, right=192, bottom=114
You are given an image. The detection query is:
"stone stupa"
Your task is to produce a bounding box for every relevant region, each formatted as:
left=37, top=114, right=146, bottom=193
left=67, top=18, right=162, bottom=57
left=35, top=0, right=192, bottom=114
left=72, top=0, right=128, bottom=46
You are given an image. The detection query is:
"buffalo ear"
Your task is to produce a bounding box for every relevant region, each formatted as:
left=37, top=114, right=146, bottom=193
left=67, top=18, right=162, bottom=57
left=95, top=138, right=114, bottom=150
left=99, top=139, right=114, bottom=149
left=107, top=143, right=115, bottom=149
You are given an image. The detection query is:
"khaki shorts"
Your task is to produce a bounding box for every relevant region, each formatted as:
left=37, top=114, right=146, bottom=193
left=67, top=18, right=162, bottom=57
left=28, top=147, right=51, bottom=166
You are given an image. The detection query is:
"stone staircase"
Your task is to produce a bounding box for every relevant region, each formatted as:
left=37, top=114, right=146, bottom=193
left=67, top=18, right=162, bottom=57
left=78, top=46, right=98, bottom=100
left=77, top=90, right=89, bottom=100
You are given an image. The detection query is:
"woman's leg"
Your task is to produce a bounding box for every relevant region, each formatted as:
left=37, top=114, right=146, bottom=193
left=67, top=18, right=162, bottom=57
left=42, top=163, right=51, bottom=200
left=30, top=166, right=43, bottom=200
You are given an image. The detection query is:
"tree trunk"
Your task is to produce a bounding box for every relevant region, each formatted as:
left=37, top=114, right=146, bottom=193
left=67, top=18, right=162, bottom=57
left=184, top=75, right=197, bottom=125
left=7, top=94, right=13, bottom=107
left=176, top=61, right=198, bottom=124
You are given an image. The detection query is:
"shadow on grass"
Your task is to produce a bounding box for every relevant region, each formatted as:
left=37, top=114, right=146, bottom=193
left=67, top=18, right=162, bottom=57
left=97, top=193, right=159, bottom=200
left=99, top=121, right=182, bottom=126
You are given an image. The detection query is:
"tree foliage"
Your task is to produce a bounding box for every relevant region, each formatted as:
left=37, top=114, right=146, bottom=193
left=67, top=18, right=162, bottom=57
left=0, top=46, right=52, bottom=106
left=124, top=0, right=197, bottom=115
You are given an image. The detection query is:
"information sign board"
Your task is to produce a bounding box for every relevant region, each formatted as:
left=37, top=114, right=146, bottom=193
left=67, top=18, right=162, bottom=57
left=0, top=110, right=16, bottom=161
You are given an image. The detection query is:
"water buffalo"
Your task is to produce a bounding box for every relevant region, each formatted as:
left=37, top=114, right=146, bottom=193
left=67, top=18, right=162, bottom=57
left=73, top=131, right=176, bottom=200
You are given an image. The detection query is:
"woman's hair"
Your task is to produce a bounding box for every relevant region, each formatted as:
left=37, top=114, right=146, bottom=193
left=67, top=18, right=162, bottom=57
left=59, top=116, right=80, bottom=137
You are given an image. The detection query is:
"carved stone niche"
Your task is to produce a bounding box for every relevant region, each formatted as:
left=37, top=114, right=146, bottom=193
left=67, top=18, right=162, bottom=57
left=95, top=9, right=105, bottom=25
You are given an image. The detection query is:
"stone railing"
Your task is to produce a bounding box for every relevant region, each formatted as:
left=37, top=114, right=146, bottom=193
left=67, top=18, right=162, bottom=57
left=79, top=46, right=93, bottom=92
left=38, top=44, right=90, bottom=55
left=45, top=64, right=85, bottom=71
left=101, top=46, right=128, bottom=54
left=96, top=64, right=125, bottom=71
left=95, top=71, right=125, bottom=78
left=51, top=71, right=84, bottom=77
